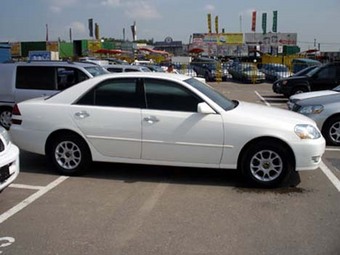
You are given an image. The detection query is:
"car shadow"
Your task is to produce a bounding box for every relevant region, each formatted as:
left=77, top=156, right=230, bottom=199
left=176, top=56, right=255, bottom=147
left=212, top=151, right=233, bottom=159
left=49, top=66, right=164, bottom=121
left=19, top=151, right=302, bottom=193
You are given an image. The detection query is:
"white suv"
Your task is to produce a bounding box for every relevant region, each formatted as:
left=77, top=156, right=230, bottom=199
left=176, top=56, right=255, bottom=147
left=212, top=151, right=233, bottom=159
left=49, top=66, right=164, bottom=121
left=0, top=61, right=108, bottom=129
left=0, top=126, right=19, bottom=192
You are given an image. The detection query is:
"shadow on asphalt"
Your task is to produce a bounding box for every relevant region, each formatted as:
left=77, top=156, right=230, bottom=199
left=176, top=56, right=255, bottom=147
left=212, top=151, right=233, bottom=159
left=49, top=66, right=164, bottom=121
left=20, top=151, right=303, bottom=193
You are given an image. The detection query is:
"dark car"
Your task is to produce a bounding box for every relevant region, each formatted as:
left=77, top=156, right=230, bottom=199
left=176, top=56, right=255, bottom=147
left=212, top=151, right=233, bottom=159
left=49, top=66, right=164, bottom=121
left=272, top=62, right=340, bottom=97
left=191, top=57, right=228, bottom=81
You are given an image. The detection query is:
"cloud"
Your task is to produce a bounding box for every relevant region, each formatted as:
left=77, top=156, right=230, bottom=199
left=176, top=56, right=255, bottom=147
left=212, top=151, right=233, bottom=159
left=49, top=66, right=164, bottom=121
left=48, top=0, right=79, bottom=13
left=205, top=4, right=215, bottom=12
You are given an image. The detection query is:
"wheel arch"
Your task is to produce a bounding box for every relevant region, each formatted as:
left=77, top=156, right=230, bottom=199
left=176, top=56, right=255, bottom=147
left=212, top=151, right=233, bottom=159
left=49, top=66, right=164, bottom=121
left=45, top=129, right=92, bottom=160
left=321, top=113, right=340, bottom=131
left=237, top=136, right=296, bottom=171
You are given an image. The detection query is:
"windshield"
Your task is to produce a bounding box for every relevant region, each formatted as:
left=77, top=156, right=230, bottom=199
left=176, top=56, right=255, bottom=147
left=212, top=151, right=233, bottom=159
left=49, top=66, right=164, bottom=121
left=305, top=65, right=322, bottom=77
left=184, top=78, right=236, bottom=110
left=84, top=66, right=109, bottom=77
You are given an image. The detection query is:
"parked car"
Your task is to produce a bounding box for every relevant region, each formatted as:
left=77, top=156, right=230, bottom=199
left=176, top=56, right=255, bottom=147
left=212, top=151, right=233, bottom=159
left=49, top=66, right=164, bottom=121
left=103, top=64, right=151, bottom=73
left=289, top=93, right=340, bottom=146
left=287, top=85, right=340, bottom=110
left=260, top=63, right=293, bottom=81
left=191, top=57, right=229, bottom=81
left=273, top=62, right=340, bottom=97
left=292, top=65, right=319, bottom=77
left=0, top=61, right=108, bottom=129
left=229, top=63, right=265, bottom=83
left=0, top=126, right=19, bottom=192
left=291, top=58, right=321, bottom=73
left=10, top=72, right=325, bottom=188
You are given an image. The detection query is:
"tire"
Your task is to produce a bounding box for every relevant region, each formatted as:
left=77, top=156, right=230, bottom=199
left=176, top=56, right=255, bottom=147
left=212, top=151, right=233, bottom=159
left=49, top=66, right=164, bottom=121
left=322, top=116, right=340, bottom=146
left=47, top=134, right=91, bottom=175
left=0, top=107, right=12, bottom=130
left=291, top=86, right=308, bottom=95
left=241, top=141, right=293, bottom=188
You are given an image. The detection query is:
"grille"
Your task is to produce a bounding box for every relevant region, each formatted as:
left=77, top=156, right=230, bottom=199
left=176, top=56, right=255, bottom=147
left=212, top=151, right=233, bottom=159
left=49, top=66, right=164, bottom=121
left=292, top=104, right=301, bottom=112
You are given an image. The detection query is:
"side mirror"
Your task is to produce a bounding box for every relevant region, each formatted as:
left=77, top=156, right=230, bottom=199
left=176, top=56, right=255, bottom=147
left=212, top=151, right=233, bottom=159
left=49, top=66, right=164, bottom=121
left=197, top=102, right=216, bottom=114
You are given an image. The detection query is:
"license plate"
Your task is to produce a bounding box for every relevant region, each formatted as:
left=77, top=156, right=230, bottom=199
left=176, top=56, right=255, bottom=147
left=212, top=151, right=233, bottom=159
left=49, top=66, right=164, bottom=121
left=0, top=165, right=10, bottom=182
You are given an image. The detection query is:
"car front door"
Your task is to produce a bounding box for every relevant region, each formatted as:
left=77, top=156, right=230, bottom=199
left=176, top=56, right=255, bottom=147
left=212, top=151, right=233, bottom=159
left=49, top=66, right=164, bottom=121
left=141, top=78, right=224, bottom=166
left=72, top=78, right=143, bottom=159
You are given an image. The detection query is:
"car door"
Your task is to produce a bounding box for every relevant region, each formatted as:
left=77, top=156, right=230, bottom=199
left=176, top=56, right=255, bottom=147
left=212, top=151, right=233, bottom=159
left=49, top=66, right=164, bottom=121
left=141, top=78, right=224, bottom=166
left=72, top=78, right=143, bottom=159
left=310, top=65, right=338, bottom=91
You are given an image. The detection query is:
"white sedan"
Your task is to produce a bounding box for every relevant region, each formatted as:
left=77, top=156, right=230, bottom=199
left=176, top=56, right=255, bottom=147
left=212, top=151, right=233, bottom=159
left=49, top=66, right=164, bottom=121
left=10, top=72, right=325, bottom=187
left=0, top=126, right=20, bottom=192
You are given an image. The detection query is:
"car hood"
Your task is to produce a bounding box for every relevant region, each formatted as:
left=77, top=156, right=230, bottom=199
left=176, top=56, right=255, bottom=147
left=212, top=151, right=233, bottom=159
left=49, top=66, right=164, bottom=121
left=225, top=101, right=316, bottom=127
left=278, top=75, right=308, bottom=83
left=290, top=90, right=338, bottom=101
left=295, top=93, right=340, bottom=106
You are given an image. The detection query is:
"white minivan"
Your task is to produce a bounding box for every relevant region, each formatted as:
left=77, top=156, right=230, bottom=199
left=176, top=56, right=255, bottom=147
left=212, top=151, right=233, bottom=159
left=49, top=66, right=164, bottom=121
left=0, top=61, right=108, bottom=129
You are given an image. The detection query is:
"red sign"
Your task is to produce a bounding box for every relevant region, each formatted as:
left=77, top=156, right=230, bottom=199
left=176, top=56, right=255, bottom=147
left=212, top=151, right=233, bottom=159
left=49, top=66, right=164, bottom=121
left=251, top=11, right=257, bottom=32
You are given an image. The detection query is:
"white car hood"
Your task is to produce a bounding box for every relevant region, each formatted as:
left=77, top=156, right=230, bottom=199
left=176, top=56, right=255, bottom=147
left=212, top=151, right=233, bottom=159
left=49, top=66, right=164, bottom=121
left=225, top=101, right=316, bottom=127
left=290, top=90, right=338, bottom=101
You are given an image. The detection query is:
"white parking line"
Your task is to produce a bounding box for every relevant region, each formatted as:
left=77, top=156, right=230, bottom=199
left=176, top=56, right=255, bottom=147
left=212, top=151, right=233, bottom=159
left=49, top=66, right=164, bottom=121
left=9, top=184, right=45, bottom=190
left=320, top=161, right=340, bottom=192
left=255, top=90, right=340, bottom=192
left=0, top=176, right=69, bottom=224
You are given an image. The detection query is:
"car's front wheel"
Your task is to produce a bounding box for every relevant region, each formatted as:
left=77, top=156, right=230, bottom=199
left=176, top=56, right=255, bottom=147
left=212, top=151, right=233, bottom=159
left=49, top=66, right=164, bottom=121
left=47, top=133, right=91, bottom=175
left=241, top=141, right=293, bottom=188
left=322, top=116, right=340, bottom=146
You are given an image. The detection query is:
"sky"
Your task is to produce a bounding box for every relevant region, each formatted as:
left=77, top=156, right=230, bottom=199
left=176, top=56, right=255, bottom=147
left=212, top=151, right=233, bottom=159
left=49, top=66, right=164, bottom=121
left=1, top=0, right=340, bottom=51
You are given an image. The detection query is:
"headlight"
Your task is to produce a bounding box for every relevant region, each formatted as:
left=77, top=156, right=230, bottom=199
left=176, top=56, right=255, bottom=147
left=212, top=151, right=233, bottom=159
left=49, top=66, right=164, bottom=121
left=282, top=80, right=288, bottom=85
left=0, top=128, right=10, bottom=145
left=298, top=105, right=324, bottom=115
left=295, top=124, right=321, bottom=139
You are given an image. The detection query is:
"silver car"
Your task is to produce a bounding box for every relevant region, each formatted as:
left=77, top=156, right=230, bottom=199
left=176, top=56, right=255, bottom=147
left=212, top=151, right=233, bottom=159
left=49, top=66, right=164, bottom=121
left=289, top=93, right=340, bottom=146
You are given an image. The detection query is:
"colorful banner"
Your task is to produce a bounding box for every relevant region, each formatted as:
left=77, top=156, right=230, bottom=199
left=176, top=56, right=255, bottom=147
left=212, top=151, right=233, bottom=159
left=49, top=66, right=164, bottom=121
left=192, top=33, right=243, bottom=45
left=251, top=11, right=256, bottom=32
left=272, top=11, right=278, bottom=32
left=262, top=13, right=267, bottom=34
left=207, top=14, right=212, bottom=33
left=10, top=42, right=21, bottom=56
left=46, top=41, right=59, bottom=52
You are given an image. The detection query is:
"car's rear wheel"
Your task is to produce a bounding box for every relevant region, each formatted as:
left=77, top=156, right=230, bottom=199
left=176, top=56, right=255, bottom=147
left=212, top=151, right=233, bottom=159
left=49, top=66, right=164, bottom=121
left=322, top=116, right=340, bottom=146
left=0, top=107, right=12, bottom=130
left=241, top=141, right=293, bottom=188
left=47, top=134, right=91, bottom=175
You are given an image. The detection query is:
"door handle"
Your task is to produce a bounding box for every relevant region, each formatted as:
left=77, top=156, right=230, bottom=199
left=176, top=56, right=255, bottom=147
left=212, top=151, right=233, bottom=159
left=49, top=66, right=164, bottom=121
left=74, top=111, right=90, bottom=119
left=143, top=116, right=159, bottom=124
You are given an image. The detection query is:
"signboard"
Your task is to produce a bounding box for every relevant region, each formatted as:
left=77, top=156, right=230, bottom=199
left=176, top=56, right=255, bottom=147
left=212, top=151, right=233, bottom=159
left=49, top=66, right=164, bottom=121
left=10, top=42, right=21, bottom=57
left=192, top=33, right=243, bottom=45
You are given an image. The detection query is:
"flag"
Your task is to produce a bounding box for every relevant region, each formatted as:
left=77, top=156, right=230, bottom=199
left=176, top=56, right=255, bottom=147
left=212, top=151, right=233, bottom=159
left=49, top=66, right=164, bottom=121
left=215, top=16, right=219, bottom=34
left=95, top=23, right=99, bottom=40
left=262, top=13, right=267, bottom=34
left=88, top=18, right=93, bottom=37
left=46, top=24, right=49, bottom=42
left=131, top=21, right=136, bottom=41
left=272, top=11, right=278, bottom=32
left=207, top=13, right=212, bottom=33
left=251, top=11, right=256, bottom=32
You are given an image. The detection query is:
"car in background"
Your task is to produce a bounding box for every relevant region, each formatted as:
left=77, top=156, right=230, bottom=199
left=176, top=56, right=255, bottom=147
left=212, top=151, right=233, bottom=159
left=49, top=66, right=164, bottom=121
left=292, top=65, right=319, bottom=77
left=289, top=93, right=340, bottom=146
left=191, top=57, right=229, bottom=81
left=291, top=58, right=321, bottom=73
left=229, top=63, right=265, bottom=83
left=103, top=64, right=152, bottom=73
left=260, top=63, right=293, bottom=81
left=10, top=72, right=325, bottom=188
left=0, top=126, right=19, bottom=192
left=273, top=61, right=340, bottom=97
left=0, top=61, right=109, bottom=129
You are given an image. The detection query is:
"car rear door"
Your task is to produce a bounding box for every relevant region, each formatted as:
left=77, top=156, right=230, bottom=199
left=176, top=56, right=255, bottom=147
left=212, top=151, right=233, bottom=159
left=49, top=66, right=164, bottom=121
left=310, top=65, right=339, bottom=91
left=141, top=78, right=224, bottom=166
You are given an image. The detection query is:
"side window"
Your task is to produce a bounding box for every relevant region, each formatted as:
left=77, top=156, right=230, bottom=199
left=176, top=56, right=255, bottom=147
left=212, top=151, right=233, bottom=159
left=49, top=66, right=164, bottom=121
left=16, top=66, right=56, bottom=90
left=125, top=68, right=140, bottom=72
left=77, top=78, right=141, bottom=108
left=318, top=66, right=336, bottom=79
left=57, top=67, right=89, bottom=90
left=107, top=67, right=123, bottom=73
left=144, top=78, right=203, bottom=112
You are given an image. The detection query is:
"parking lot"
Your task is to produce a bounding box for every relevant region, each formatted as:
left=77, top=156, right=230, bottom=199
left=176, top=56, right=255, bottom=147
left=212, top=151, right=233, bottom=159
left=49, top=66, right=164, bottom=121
left=0, top=81, right=339, bottom=255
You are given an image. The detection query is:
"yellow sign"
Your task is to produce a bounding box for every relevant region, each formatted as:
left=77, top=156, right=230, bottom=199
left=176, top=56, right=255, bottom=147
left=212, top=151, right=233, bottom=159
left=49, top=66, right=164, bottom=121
left=88, top=40, right=101, bottom=53
left=46, top=41, right=59, bottom=52
left=10, top=42, right=21, bottom=56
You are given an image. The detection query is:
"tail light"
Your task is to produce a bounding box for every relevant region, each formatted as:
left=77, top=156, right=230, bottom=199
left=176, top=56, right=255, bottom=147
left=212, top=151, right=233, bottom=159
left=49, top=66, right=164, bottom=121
left=11, top=104, right=22, bottom=125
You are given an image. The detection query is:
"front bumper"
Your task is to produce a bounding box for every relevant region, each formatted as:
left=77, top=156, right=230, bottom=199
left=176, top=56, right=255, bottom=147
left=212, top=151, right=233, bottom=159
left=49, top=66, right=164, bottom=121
left=0, top=143, right=20, bottom=191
